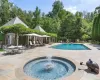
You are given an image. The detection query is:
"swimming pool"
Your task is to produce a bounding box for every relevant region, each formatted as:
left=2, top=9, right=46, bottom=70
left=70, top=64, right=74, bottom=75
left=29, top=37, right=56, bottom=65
left=51, top=44, right=90, bottom=50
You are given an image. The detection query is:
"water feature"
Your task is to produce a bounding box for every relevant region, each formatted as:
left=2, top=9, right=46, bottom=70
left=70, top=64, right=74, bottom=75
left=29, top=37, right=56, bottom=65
left=24, top=56, right=76, bottom=80
left=45, top=55, right=54, bottom=70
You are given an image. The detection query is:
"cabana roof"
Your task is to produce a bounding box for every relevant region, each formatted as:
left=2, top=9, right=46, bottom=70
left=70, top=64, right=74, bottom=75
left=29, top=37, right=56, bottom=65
left=34, top=25, right=46, bottom=33
left=23, top=33, right=41, bottom=37
left=23, top=33, right=50, bottom=37
left=41, top=35, right=50, bottom=37
left=2, top=16, right=28, bottom=28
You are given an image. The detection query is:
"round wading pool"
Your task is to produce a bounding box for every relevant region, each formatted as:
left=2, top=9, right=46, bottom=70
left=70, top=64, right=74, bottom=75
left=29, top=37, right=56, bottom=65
left=24, top=57, right=76, bottom=80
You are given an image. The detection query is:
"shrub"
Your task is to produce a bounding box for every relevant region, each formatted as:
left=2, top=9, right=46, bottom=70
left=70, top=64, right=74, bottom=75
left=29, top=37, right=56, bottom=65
left=82, top=34, right=90, bottom=41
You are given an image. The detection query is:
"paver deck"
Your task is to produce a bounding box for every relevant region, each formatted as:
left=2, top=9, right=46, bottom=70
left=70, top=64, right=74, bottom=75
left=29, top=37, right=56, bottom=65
left=0, top=43, right=100, bottom=80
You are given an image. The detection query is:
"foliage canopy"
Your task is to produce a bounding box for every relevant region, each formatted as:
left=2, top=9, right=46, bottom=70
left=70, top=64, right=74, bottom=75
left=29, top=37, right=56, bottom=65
left=0, top=24, right=57, bottom=37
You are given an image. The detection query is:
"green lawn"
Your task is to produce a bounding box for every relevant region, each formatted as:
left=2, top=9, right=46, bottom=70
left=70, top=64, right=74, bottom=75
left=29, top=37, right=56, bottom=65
left=0, top=49, right=4, bottom=52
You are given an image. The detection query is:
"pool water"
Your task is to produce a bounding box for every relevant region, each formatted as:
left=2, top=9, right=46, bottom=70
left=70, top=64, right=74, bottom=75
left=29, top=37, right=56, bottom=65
left=52, top=44, right=90, bottom=50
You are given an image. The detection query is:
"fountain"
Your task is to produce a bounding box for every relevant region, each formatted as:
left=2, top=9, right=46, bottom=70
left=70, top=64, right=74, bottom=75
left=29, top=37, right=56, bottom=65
left=45, top=55, right=54, bottom=70
left=24, top=56, right=76, bottom=80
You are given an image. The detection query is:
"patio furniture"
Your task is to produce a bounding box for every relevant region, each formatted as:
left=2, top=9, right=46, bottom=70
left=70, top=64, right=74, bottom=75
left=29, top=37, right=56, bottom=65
left=36, top=41, right=41, bottom=46
left=33, top=41, right=36, bottom=44
left=3, top=45, right=12, bottom=54
left=97, top=47, right=100, bottom=50
left=4, top=45, right=24, bottom=54
left=38, top=41, right=45, bottom=46
left=29, top=41, right=36, bottom=48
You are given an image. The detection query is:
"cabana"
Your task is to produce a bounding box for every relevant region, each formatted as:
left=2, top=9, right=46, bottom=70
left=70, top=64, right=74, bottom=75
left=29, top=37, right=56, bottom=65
left=2, top=16, right=28, bottom=28
left=22, top=33, right=43, bottom=46
left=41, top=35, right=50, bottom=44
left=20, top=33, right=51, bottom=46
left=1, top=16, right=29, bottom=46
left=34, top=25, right=46, bottom=33
left=34, top=25, right=51, bottom=43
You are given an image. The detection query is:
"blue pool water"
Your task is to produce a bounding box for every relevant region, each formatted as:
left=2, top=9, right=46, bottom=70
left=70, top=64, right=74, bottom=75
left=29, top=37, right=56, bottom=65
left=52, top=44, right=90, bottom=50
left=24, top=57, right=75, bottom=80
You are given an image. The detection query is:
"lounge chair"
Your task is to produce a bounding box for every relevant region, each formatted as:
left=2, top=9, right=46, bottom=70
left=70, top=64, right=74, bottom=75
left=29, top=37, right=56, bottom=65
left=33, top=41, right=36, bottom=44
left=29, top=41, right=35, bottom=48
left=35, top=41, right=40, bottom=46
left=3, top=45, right=12, bottom=54
left=38, top=41, right=45, bottom=46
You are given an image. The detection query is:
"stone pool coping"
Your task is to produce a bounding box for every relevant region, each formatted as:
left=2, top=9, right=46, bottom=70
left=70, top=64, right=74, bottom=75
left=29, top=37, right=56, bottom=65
left=15, top=54, right=84, bottom=80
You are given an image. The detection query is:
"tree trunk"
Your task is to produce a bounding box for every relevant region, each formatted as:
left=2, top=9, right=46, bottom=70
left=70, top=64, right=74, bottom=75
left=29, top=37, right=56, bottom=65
left=16, top=33, right=19, bottom=46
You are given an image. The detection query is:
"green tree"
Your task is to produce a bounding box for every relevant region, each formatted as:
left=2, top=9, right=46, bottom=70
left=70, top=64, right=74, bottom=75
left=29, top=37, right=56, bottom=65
left=74, top=17, right=82, bottom=40
left=81, top=19, right=92, bottom=40
left=9, top=3, right=17, bottom=18
left=47, top=0, right=64, bottom=18
left=32, top=6, right=41, bottom=28
left=95, top=6, right=100, bottom=14
left=58, top=9, right=68, bottom=21
left=83, top=11, right=94, bottom=22
left=41, top=17, right=60, bottom=33
left=52, top=0, right=63, bottom=17
left=92, top=14, right=100, bottom=41
left=58, top=13, right=75, bottom=41
left=58, top=12, right=83, bottom=41
left=25, top=11, right=33, bottom=28
left=0, top=0, right=10, bottom=26
left=75, top=11, right=83, bottom=18
left=92, top=6, right=100, bottom=41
